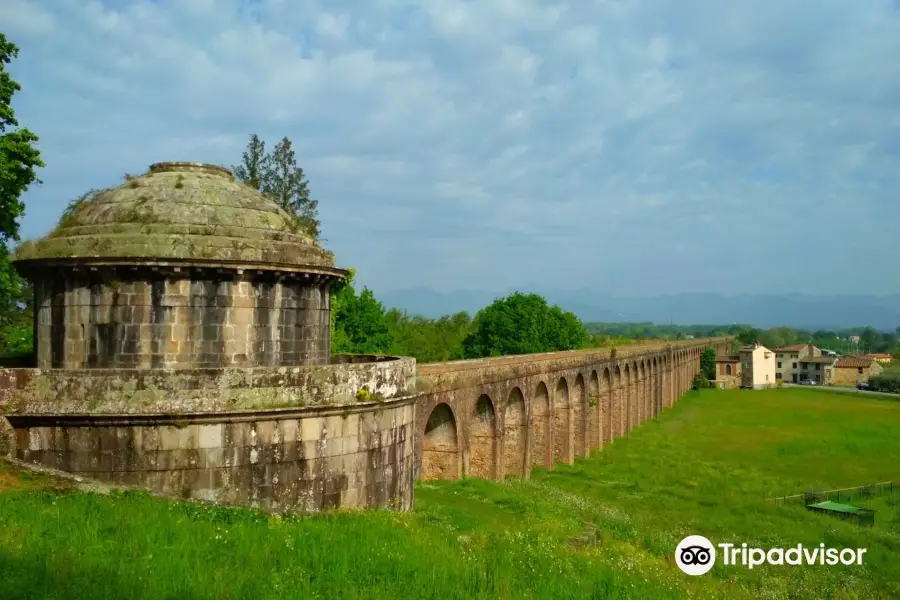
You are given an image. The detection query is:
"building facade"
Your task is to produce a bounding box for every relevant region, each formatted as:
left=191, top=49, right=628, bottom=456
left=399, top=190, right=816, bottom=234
left=866, top=353, right=894, bottom=365
left=773, top=344, right=821, bottom=383
left=797, top=356, right=837, bottom=385
left=713, top=357, right=742, bottom=389
left=833, top=356, right=885, bottom=386
left=739, top=343, right=777, bottom=390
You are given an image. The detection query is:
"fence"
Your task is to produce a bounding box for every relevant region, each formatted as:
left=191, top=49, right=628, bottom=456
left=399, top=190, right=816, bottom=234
left=766, top=481, right=896, bottom=506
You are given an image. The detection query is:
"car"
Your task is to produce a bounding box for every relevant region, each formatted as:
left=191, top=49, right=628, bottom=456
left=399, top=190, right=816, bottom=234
left=857, top=382, right=871, bottom=391
left=799, top=378, right=816, bottom=386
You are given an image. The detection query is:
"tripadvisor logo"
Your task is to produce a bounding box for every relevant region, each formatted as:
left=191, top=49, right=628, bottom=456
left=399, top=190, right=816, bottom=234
left=675, top=536, right=868, bottom=575
left=675, top=535, right=716, bottom=575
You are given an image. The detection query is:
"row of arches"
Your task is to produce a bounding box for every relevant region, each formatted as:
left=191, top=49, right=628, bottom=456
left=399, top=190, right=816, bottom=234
left=420, top=346, right=713, bottom=481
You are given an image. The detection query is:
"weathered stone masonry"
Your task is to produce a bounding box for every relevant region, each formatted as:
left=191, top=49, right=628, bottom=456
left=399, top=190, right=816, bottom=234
left=0, top=159, right=730, bottom=513
left=31, top=269, right=333, bottom=370
left=413, top=339, right=729, bottom=482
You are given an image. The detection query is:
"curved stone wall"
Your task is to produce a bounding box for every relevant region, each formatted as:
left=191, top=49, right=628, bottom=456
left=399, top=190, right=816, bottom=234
left=30, top=266, right=341, bottom=370
left=5, top=397, right=416, bottom=512
left=1, top=356, right=416, bottom=414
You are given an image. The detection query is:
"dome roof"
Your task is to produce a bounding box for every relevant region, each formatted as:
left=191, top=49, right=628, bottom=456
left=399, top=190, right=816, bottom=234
left=14, top=162, right=345, bottom=276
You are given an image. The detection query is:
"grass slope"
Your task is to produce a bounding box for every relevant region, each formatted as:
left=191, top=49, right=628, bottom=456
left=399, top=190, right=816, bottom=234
left=2, top=388, right=900, bottom=599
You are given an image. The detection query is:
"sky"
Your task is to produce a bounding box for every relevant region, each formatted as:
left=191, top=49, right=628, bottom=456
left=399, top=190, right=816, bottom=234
left=5, top=0, right=900, bottom=297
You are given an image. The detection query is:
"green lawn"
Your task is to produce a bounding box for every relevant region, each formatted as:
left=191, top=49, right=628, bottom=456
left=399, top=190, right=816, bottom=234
left=2, top=387, right=900, bottom=599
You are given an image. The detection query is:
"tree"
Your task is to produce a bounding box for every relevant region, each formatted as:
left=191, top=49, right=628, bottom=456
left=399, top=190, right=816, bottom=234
left=700, top=347, right=716, bottom=380
left=859, top=327, right=881, bottom=354
left=0, top=34, right=44, bottom=357
left=233, top=134, right=321, bottom=240
left=331, top=270, right=393, bottom=355
left=231, top=134, right=269, bottom=191
left=462, top=292, right=590, bottom=359
left=265, top=137, right=320, bottom=239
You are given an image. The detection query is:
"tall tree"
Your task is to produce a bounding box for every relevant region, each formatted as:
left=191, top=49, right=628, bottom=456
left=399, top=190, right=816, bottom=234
left=462, top=292, right=590, bottom=359
left=700, top=347, right=716, bottom=380
left=231, top=134, right=269, bottom=191
left=234, top=134, right=321, bottom=240
left=263, top=137, right=320, bottom=240
left=0, top=34, right=44, bottom=357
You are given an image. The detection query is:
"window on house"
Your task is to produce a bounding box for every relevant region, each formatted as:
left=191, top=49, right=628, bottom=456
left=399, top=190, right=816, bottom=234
left=725, top=364, right=732, bottom=375
left=776, top=373, right=782, bottom=380
left=858, top=367, right=863, bottom=374
left=816, top=364, right=821, bottom=371
left=766, top=374, right=769, bottom=381
left=793, top=362, right=798, bottom=369
left=778, top=362, right=782, bottom=368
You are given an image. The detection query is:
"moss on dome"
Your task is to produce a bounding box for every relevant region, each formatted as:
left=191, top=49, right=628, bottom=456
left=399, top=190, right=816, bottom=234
left=14, top=162, right=342, bottom=272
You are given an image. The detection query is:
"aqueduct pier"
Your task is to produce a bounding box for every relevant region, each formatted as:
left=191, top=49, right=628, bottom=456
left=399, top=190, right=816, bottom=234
left=413, top=338, right=732, bottom=483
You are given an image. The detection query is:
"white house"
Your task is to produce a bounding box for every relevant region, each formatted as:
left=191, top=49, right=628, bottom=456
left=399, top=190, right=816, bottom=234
left=739, top=342, right=777, bottom=390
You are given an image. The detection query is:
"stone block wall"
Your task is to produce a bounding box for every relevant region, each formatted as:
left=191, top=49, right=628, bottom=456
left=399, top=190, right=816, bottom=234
left=6, top=398, right=416, bottom=512
left=0, top=356, right=416, bottom=415
left=32, top=267, right=334, bottom=370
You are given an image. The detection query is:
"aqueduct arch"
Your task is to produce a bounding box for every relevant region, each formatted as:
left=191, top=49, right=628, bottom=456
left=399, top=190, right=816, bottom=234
left=503, top=387, right=528, bottom=478
left=422, top=403, right=460, bottom=480
left=468, top=394, right=497, bottom=479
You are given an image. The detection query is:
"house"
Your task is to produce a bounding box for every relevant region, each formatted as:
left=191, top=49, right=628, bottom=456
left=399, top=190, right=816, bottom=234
left=713, top=356, right=742, bottom=389
left=739, top=342, right=777, bottom=390
left=849, top=335, right=861, bottom=344
left=797, top=356, right=837, bottom=385
left=833, top=356, right=884, bottom=386
left=866, top=353, right=894, bottom=364
left=773, top=344, right=821, bottom=383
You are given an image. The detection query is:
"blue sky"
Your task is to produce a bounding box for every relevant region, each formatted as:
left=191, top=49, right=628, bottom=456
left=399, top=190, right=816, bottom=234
left=5, top=0, right=900, bottom=296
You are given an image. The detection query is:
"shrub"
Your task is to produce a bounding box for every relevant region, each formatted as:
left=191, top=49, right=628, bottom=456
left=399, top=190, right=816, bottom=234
left=869, top=374, right=900, bottom=394
left=691, top=374, right=711, bottom=390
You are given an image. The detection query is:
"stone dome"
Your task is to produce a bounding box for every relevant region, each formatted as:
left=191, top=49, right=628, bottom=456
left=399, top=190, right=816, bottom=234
left=14, top=162, right=346, bottom=276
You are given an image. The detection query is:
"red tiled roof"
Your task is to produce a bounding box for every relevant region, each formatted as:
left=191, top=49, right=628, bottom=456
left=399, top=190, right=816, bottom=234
left=835, top=356, right=875, bottom=368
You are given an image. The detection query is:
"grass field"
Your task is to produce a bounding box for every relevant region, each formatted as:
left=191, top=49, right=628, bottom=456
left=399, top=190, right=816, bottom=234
left=2, top=387, right=900, bottom=599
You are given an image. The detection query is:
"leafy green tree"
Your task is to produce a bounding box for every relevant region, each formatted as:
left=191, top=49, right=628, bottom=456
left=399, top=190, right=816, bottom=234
left=331, top=270, right=393, bottom=355
left=700, top=347, right=716, bottom=380
left=462, top=292, right=590, bottom=359
left=736, top=328, right=763, bottom=346
left=233, top=134, right=320, bottom=240
left=860, top=327, right=881, bottom=354
left=385, top=309, right=471, bottom=363
left=0, top=34, right=43, bottom=357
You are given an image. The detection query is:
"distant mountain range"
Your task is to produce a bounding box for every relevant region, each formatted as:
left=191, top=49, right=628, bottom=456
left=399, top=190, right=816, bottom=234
left=376, top=287, right=900, bottom=331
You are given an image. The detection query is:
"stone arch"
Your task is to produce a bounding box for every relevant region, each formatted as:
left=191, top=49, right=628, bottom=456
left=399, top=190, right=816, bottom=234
left=553, top=377, right=571, bottom=463
left=573, top=373, right=587, bottom=456
left=623, top=364, right=632, bottom=434
left=504, top=387, right=528, bottom=478
left=637, top=361, right=646, bottom=426
left=588, top=370, right=600, bottom=449
left=725, top=363, right=732, bottom=375
left=421, top=403, right=460, bottom=480
left=530, top=381, right=552, bottom=468
left=468, top=394, right=497, bottom=479
left=613, top=365, right=623, bottom=438
left=652, top=357, right=660, bottom=418
left=601, top=367, right=613, bottom=444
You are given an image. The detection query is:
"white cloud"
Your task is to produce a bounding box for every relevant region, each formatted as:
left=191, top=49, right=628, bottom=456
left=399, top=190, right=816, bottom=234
left=5, top=0, right=900, bottom=298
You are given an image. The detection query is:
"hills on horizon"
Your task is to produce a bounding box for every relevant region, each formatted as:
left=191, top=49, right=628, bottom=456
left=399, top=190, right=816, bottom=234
left=376, top=287, right=900, bottom=331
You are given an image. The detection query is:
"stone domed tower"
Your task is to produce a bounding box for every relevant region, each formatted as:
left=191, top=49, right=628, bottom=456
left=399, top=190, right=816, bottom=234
left=13, top=162, right=348, bottom=370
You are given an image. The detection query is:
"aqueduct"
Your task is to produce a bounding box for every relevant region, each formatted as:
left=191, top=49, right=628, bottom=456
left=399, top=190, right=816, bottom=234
left=413, top=339, right=730, bottom=483
left=0, top=160, right=731, bottom=512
